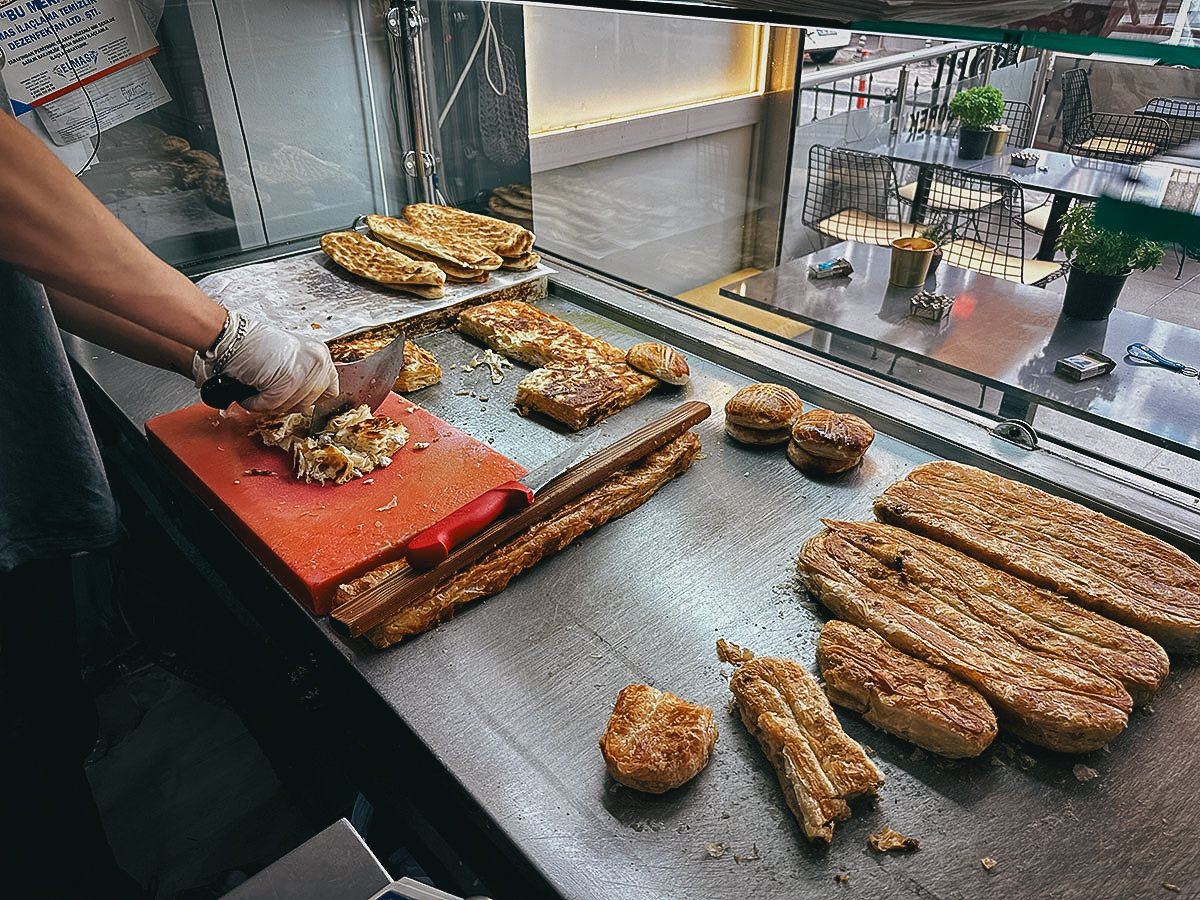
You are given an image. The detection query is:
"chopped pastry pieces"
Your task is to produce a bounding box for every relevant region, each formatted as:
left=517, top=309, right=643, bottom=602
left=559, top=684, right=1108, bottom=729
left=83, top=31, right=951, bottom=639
left=798, top=520, right=1171, bottom=752
left=817, top=620, right=997, bottom=758
left=255, top=405, right=408, bottom=485
left=724, top=383, right=803, bottom=445
left=255, top=410, right=312, bottom=453
left=457, top=300, right=656, bottom=430
left=875, top=461, right=1200, bottom=652
left=728, top=655, right=883, bottom=844
left=599, top=684, right=718, bottom=793
left=626, top=342, right=690, bottom=385
left=392, top=343, right=442, bottom=392
left=869, top=827, right=920, bottom=852
left=788, top=409, right=874, bottom=475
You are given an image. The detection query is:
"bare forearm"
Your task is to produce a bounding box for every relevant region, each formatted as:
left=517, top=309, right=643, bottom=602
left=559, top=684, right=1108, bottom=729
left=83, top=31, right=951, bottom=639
left=0, top=114, right=225, bottom=351
left=47, top=288, right=195, bottom=377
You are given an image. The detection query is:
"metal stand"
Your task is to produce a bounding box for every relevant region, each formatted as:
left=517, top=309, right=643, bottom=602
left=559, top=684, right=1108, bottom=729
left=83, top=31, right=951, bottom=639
left=389, top=0, right=438, bottom=202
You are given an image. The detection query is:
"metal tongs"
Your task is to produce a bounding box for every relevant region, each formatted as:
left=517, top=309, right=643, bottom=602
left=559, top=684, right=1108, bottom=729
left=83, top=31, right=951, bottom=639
left=1125, top=342, right=1200, bottom=378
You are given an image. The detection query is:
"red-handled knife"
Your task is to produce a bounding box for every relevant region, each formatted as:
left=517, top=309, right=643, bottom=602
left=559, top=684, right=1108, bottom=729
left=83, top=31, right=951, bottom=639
left=404, top=442, right=590, bottom=570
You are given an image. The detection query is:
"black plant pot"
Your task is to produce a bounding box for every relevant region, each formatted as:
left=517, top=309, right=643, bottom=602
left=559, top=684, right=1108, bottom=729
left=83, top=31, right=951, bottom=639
left=958, top=129, right=990, bottom=160
left=928, top=250, right=942, bottom=275
left=1061, top=263, right=1130, bottom=320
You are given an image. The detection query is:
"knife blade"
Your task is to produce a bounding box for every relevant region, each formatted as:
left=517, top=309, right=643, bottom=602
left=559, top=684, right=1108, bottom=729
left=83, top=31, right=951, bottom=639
left=403, top=440, right=592, bottom=570
left=309, top=330, right=406, bottom=432
left=200, top=329, right=406, bottom=433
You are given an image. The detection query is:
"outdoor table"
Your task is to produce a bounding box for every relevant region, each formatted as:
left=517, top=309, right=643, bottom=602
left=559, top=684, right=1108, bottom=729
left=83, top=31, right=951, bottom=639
left=720, top=240, right=1200, bottom=475
left=872, top=135, right=1172, bottom=259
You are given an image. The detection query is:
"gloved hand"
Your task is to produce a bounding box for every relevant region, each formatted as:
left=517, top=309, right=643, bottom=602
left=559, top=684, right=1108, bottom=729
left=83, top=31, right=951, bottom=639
left=193, top=309, right=339, bottom=414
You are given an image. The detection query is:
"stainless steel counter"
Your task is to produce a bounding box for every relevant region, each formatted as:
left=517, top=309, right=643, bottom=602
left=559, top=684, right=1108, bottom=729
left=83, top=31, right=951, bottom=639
left=66, top=263, right=1200, bottom=900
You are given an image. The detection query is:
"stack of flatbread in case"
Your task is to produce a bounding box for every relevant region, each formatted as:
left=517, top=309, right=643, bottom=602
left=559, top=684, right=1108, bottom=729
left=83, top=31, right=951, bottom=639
left=404, top=203, right=539, bottom=271
left=320, top=231, right=447, bottom=299
left=794, top=460, right=1200, bottom=758
left=365, top=214, right=503, bottom=284
left=321, top=204, right=537, bottom=296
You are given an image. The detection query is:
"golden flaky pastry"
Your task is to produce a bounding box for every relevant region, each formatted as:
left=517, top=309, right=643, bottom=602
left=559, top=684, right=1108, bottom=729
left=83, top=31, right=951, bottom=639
left=875, top=461, right=1200, bottom=652
left=365, top=214, right=502, bottom=271
left=729, top=655, right=882, bottom=844
left=328, top=334, right=441, bottom=393
left=394, top=342, right=442, bottom=392
left=255, top=405, right=408, bottom=485
left=798, top=520, right=1168, bottom=752
left=458, top=300, right=656, bottom=430
left=724, top=383, right=803, bottom=444
left=320, top=231, right=446, bottom=296
left=817, top=619, right=997, bottom=758
left=599, top=684, right=717, bottom=793
left=626, top=342, right=689, bottom=385
left=404, top=202, right=534, bottom=258
left=499, top=251, right=540, bottom=271
left=789, top=409, right=874, bottom=474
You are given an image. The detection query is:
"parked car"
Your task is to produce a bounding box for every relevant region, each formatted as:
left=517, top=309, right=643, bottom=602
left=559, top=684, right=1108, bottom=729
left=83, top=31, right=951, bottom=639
left=804, top=28, right=853, bottom=64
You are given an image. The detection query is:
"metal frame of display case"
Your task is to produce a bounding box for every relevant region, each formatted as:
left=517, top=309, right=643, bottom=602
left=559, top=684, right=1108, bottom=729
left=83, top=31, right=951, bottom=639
left=54, top=1, right=1200, bottom=897
left=66, top=247, right=1200, bottom=899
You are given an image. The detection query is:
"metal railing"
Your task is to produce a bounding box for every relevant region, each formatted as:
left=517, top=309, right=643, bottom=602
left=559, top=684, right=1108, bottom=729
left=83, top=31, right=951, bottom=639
left=799, top=40, right=1023, bottom=129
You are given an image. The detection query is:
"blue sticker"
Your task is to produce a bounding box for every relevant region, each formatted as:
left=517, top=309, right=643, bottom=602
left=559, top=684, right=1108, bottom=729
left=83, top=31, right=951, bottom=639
left=9, top=98, right=34, bottom=116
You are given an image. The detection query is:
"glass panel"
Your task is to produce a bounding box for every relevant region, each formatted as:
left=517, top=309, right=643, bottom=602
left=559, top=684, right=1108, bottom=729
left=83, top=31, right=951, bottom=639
left=524, top=6, right=764, bottom=133
left=517, top=8, right=794, bottom=298
left=7, top=0, right=405, bottom=268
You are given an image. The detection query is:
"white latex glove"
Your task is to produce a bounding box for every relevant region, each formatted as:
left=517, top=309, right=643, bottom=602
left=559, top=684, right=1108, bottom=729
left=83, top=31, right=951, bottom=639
left=193, top=309, right=339, bottom=414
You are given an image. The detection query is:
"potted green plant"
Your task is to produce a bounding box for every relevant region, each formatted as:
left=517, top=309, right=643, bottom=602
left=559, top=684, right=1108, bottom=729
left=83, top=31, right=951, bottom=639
left=949, top=86, right=1004, bottom=160
left=1055, top=204, right=1164, bottom=319
left=917, top=220, right=953, bottom=274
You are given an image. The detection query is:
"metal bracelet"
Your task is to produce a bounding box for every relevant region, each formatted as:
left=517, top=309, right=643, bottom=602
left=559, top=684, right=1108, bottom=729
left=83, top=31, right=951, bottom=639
left=212, top=310, right=247, bottom=374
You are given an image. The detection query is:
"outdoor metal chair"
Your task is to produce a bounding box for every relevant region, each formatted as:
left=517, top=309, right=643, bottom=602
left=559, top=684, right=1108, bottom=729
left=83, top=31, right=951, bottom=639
left=1060, top=67, right=1171, bottom=163
left=924, top=166, right=1066, bottom=286
left=802, top=145, right=912, bottom=247
left=1138, top=96, right=1200, bottom=147
left=898, top=101, right=1036, bottom=210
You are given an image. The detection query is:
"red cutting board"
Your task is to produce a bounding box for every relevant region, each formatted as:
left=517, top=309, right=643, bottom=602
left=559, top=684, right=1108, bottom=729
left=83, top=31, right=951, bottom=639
left=146, top=394, right=527, bottom=615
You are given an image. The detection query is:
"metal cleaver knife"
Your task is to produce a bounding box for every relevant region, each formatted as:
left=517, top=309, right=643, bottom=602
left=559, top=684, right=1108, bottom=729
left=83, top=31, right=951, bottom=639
left=200, top=330, right=406, bottom=432
left=403, top=440, right=591, bottom=570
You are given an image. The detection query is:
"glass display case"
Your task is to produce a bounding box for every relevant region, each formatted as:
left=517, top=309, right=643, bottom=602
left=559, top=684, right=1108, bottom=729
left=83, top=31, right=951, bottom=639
left=26, top=2, right=1200, bottom=898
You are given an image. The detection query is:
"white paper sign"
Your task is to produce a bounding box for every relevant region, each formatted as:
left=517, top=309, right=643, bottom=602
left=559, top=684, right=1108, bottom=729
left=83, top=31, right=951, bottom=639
left=34, top=55, right=166, bottom=142
left=0, top=0, right=159, bottom=108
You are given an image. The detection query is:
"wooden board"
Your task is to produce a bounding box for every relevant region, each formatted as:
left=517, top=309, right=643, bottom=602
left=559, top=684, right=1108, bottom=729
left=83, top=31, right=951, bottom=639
left=146, top=394, right=526, bottom=615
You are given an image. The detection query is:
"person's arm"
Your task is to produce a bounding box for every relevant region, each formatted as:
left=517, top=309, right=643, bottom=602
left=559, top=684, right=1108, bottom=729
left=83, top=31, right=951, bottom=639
left=1, top=114, right=338, bottom=414
left=0, top=114, right=225, bottom=350
left=47, top=288, right=194, bottom=377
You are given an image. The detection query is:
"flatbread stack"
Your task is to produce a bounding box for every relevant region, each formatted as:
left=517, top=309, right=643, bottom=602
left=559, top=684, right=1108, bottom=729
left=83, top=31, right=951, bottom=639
left=404, top=202, right=539, bottom=272
left=319, top=231, right=446, bottom=298
left=793, top=459, right=1200, bottom=759
left=365, top=214, right=502, bottom=283
left=488, top=183, right=533, bottom=225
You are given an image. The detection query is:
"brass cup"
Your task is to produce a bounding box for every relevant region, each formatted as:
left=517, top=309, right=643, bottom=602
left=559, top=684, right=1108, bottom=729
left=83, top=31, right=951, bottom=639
left=889, top=237, right=938, bottom=287
left=987, top=124, right=1011, bottom=156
